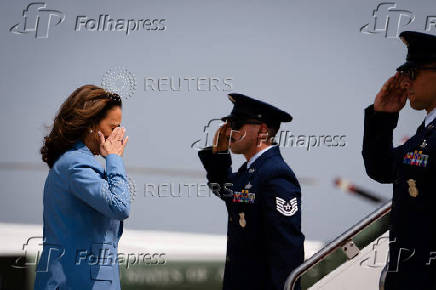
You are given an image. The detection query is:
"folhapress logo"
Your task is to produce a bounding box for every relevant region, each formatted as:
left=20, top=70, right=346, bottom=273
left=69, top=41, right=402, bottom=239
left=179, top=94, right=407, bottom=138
left=360, top=3, right=414, bottom=38
left=75, top=15, right=166, bottom=35
left=10, top=3, right=167, bottom=39
left=10, top=2, right=65, bottom=39
left=360, top=2, right=436, bottom=38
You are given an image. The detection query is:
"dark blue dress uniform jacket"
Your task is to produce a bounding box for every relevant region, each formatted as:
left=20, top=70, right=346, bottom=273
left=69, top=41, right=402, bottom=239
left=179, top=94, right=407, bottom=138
left=198, top=146, right=305, bottom=290
left=362, top=105, right=436, bottom=290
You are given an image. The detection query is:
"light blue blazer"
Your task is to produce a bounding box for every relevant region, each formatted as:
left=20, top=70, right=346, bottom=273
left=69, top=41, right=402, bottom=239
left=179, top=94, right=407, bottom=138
left=34, top=140, right=130, bottom=290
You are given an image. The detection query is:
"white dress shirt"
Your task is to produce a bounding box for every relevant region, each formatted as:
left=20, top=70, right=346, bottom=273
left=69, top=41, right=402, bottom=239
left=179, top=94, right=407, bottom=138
left=424, top=107, right=436, bottom=127
left=246, top=145, right=276, bottom=168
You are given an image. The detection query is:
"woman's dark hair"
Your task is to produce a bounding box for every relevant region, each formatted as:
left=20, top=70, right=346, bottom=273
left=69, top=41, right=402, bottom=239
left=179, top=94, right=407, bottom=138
left=41, top=84, right=122, bottom=168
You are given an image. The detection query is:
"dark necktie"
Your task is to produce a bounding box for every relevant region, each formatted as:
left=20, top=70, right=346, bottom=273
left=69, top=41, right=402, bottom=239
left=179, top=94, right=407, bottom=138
left=238, top=162, right=248, bottom=174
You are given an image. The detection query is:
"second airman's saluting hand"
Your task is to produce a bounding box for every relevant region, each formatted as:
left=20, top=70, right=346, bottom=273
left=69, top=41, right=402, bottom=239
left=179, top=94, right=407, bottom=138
left=374, top=72, right=409, bottom=112
left=212, top=123, right=230, bottom=153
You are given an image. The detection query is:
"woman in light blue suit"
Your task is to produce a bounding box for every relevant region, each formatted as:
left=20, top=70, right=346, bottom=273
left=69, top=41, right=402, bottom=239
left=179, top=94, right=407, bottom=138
left=35, top=85, right=130, bottom=290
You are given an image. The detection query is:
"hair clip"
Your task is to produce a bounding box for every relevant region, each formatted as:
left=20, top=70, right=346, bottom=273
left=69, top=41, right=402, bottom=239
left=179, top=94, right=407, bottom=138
left=104, top=92, right=121, bottom=103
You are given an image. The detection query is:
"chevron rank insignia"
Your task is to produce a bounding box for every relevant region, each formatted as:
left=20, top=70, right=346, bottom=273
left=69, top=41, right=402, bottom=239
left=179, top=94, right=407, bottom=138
left=276, top=197, right=298, bottom=216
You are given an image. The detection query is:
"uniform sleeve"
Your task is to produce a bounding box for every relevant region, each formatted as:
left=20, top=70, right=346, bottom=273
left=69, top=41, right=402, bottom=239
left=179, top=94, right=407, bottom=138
left=198, top=147, right=234, bottom=201
left=69, top=153, right=131, bottom=220
left=362, top=105, right=404, bottom=183
left=261, top=173, right=305, bottom=290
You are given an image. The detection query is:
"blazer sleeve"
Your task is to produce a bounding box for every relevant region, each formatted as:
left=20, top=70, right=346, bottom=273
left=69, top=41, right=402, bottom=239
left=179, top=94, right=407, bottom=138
left=198, top=147, right=234, bottom=202
left=261, top=171, right=305, bottom=290
left=362, top=104, right=404, bottom=183
left=69, top=153, right=131, bottom=220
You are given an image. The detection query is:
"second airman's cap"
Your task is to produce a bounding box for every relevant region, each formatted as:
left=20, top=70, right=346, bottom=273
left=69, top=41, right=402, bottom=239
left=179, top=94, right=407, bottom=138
left=397, top=31, right=436, bottom=71
left=221, top=93, right=292, bottom=125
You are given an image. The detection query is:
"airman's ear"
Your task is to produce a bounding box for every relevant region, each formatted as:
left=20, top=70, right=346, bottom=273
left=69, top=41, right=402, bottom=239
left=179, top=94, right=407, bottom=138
left=258, top=123, right=268, bottom=134
left=257, top=123, right=270, bottom=147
